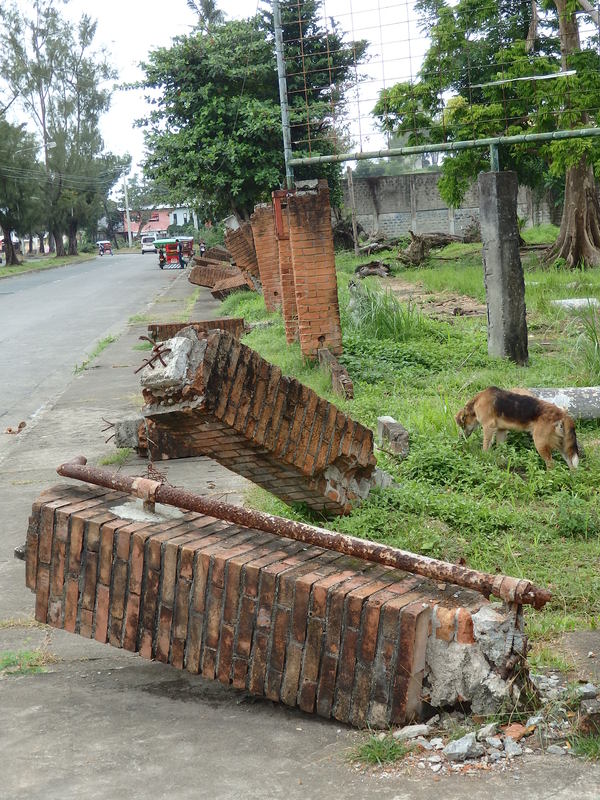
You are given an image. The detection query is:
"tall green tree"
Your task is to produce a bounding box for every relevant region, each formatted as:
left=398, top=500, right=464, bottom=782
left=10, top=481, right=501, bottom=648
left=0, top=121, right=46, bottom=265
left=0, top=0, right=122, bottom=256
left=373, top=0, right=600, bottom=267
left=138, top=2, right=367, bottom=221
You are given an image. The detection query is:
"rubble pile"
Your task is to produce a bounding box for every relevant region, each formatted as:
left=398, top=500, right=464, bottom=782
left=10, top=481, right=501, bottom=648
left=362, top=676, right=600, bottom=777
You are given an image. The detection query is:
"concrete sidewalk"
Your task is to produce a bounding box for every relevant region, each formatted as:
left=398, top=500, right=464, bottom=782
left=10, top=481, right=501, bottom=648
left=2, top=272, right=600, bottom=799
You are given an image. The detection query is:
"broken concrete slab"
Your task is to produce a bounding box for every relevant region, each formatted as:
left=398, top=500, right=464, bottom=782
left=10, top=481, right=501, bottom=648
left=552, top=298, right=599, bottom=310
left=525, top=387, right=600, bottom=420
left=128, top=328, right=382, bottom=515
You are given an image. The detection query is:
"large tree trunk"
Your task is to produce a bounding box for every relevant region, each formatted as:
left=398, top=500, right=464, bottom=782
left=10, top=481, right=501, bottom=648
left=52, top=228, right=66, bottom=257
left=37, top=233, right=45, bottom=255
left=545, top=159, right=600, bottom=267
left=546, top=0, right=600, bottom=267
left=3, top=233, right=21, bottom=266
left=67, top=221, right=78, bottom=256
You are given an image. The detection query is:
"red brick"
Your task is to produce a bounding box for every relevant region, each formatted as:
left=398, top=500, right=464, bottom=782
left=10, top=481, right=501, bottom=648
left=332, top=626, right=359, bottom=722
left=391, top=602, right=432, bottom=723
left=63, top=578, right=80, bottom=633
left=248, top=630, right=269, bottom=694
left=435, top=605, right=456, bottom=642
left=95, top=584, right=110, bottom=643
left=123, top=593, right=141, bottom=651
left=280, top=641, right=303, bottom=706
left=216, top=623, right=235, bottom=684
left=456, top=607, right=475, bottom=644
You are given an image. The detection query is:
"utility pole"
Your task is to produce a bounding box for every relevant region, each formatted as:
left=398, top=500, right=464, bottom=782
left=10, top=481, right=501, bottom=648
left=272, top=0, right=294, bottom=190
left=123, top=174, right=133, bottom=247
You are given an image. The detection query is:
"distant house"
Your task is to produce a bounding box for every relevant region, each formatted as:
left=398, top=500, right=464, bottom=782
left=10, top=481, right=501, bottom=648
left=118, top=205, right=199, bottom=239
left=170, top=206, right=199, bottom=228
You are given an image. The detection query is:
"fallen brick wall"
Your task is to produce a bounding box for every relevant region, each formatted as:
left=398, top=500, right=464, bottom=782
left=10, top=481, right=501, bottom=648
left=288, top=182, right=342, bottom=357
left=250, top=204, right=282, bottom=312
left=25, top=484, right=525, bottom=727
left=211, top=274, right=254, bottom=300
left=138, top=328, right=380, bottom=515
left=148, top=318, right=246, bottom=343
left=203, top=246, right=231, bottom=262
left=224, top=223, right=260, bottom=278
left=188, top=262, right=242, bottom=289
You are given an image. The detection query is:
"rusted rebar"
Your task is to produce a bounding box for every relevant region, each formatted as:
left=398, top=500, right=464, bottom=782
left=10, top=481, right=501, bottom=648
left=134, top=342, right=172, bottom=374
left=56, top=457, right=552, bottom=609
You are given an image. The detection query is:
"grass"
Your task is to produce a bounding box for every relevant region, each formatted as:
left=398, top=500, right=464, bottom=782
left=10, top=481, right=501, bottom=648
left=350, top=734, right=414, bottom=766
left=0, top=252, right=96, bottom=278
left=528, top=645, right=575, bottom=673
left=98, top=448, right=132, bottom=467
left=74, top=335, right=118, bottom=374
left=0, top=648, right=58, bottom=676
left=218, top=229, right=600, bottom=639
left=129, top=312, right=153, bottom=324
left=568, top=732, right=600, bottom=760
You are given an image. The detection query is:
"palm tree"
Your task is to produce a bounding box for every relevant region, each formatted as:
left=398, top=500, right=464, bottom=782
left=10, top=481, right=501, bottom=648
left=186, top=0, right=225, bottom=31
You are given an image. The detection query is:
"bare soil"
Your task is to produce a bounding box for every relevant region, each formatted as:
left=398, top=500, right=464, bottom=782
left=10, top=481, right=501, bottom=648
left=386, top=277, right=486, bottom=319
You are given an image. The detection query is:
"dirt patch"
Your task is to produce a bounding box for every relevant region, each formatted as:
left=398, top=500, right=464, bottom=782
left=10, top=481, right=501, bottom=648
left=387, top=278, right=486, bottom=319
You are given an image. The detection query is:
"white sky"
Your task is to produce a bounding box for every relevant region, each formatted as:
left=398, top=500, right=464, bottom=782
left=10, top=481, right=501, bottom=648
left=10, top=0, right=429, bottom=174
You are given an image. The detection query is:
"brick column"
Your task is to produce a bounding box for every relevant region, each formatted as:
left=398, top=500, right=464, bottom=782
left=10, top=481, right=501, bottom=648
left=250, top=203, right=282, bottom=312
left=287, top=181, right=342, bottom=358
left=273, top=190, right=298, bottom=343
left=224, top=222, right=259, bottom=278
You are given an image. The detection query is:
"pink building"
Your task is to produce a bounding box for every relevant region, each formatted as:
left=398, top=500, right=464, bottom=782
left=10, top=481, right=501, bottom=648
left=121, top=207, right=172, bottom=238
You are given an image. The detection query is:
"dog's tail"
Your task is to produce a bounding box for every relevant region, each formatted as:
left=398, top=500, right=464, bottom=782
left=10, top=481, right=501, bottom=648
left=558, top=416, right=580, bottom=469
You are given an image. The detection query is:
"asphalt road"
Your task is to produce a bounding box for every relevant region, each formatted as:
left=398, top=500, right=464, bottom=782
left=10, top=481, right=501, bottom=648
left=0, top=252, right=178, bottom=452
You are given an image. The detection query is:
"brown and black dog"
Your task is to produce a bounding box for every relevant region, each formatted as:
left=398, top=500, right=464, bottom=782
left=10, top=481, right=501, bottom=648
left=455, top=386, right=579, bottom=469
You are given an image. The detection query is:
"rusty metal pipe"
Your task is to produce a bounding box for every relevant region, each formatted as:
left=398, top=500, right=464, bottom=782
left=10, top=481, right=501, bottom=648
left=56, top=457, right=552, bottom=609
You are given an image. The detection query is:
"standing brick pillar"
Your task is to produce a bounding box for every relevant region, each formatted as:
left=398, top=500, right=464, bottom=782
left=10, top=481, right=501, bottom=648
left=288, top=181, right=342, bottom=358
left=250, top=204, right=282, bottom=312
left=224, top=222, right=260, bottom=278
left=273, top=190, right=298, bottom=343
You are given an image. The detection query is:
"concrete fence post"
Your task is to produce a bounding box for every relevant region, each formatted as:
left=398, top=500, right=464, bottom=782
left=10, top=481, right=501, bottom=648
left=478, top=170, right=528, bottom=365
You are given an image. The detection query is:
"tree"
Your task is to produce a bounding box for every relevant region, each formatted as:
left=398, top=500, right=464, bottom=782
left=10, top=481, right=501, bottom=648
left=373, top=0, right=600, bottom=266
left=0, top=0, right=122, bottom=256
left=186, top=0, right=225, bottom=31
left=138, top=3, right=367, bottom=221
left=0, top=121, right=46, bottom=266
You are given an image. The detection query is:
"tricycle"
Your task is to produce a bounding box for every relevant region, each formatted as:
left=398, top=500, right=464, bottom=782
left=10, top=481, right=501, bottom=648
left=96, top=240, right=113, bottom=256
left=153, top=237, right=194, bottom=269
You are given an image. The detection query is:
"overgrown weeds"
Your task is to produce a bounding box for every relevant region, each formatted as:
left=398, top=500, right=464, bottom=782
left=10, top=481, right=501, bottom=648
left=575, top=302, right=600, bottom=383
